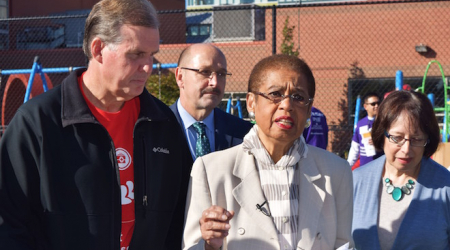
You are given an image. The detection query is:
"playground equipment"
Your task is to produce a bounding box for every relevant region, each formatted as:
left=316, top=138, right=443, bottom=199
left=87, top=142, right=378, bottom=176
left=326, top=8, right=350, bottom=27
left=1, top=57, right=57, bottom=127
left=353, top=95, right=361, bottom=132
left=416, top=60, right=449, bottom=143
left=353, top=70, right=403, bottom=132
left=226, top=95, right=243, bottom=119
left=353, top=64, right=449, bottom=143
left=0, top=59, right=178, bottom=128
left=395, top=70, right=403, bottom=90
left=1, top=59, right=247, bottom=132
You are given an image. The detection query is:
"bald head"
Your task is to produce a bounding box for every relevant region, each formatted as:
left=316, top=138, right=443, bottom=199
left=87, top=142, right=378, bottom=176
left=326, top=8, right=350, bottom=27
left=178, top=44, right=226, bottom=68
left=175, top=43, right=228, bottom=121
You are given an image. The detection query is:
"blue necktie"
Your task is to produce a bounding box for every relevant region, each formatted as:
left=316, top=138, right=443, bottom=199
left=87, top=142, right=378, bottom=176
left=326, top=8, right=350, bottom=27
left=192, top=122, right=211, bottom=158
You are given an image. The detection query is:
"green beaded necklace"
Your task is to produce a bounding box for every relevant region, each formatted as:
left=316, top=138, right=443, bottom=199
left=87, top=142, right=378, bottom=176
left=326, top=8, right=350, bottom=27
left=384, top=178, right=415, bottom=201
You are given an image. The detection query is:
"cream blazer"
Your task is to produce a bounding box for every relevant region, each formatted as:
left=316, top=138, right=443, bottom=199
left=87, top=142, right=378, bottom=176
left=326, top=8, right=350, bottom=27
left=183, top=144, right=354, bottom=250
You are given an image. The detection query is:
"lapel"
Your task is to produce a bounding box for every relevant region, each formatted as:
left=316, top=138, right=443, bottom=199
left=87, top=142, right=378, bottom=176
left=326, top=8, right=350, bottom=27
left=214, top=108, right=232, bottom=151
left=170, top=102, right=195, bottom=164
left=354, top=157, right=385, bottom=250
left=366, top=159, right=385, bottom=250
left=231, top=149, right=279, bottom=240
left=169, top=102, right=187, bottom=140
left=296, top=155, right=326, bottom=250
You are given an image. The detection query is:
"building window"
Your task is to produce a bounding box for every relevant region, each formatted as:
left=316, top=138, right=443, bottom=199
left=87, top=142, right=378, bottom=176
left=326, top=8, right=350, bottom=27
left=199, top=25, right=210, bottom=35
left=187, top=24, right=211, bottom=36
left=188, top=0, right=214, bottom=6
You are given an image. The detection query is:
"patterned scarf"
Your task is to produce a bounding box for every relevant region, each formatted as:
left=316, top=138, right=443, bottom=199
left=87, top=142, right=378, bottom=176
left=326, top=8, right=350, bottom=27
left=242, top=125, right=308, bottom=250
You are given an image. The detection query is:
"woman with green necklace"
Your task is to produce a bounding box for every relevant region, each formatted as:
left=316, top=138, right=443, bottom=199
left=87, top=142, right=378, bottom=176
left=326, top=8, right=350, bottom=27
left=352, top=90, right=450, bottom=250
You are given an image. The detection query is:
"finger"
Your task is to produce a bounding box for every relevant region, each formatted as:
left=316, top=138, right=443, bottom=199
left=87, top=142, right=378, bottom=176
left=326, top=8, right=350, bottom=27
left=201, top=220, right=231, bottom=231
left=202, top=207, right=231, bottom=221
left=226, top=210, right=235, bottom=221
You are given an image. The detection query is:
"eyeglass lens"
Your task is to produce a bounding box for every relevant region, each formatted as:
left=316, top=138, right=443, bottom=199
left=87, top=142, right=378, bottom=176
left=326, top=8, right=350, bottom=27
left=257, top=92, right=311, bottom=106
left=389, top=135, right=427, bottom=147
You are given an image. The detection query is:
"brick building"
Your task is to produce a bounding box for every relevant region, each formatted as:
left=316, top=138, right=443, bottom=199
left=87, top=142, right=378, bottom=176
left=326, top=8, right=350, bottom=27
left=1, top=0, right=449, bottom=153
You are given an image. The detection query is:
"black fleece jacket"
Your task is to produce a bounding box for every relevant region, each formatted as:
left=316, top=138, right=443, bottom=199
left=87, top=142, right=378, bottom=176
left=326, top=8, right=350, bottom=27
left=0, top=68, right=191, bottom=250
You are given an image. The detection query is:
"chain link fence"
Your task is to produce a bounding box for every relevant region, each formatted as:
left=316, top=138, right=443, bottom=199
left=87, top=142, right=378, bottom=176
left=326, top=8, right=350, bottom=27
left=1, top=0, right=449, bottom=157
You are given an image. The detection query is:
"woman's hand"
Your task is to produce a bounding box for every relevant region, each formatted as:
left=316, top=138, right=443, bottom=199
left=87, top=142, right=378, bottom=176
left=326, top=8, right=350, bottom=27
left=200, top=205, right=235, bottom=250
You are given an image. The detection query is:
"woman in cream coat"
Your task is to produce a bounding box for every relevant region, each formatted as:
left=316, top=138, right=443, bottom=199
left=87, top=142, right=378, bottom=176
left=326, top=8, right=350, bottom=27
left=183, top=55, right=354, bottom=250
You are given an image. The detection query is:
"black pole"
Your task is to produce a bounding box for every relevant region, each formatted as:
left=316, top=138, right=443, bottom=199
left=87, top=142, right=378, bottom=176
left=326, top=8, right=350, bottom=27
left=272, top=5, right=276, bottom=55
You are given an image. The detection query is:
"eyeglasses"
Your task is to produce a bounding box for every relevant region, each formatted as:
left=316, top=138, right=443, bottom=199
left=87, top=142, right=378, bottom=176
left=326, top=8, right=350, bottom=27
left=180, top=67, right=231, bottom=79
left=365, top=101, right=380, bottom=106
left=252, top=91, right=313, bottom=107
left=384, top=131, right=429, bottom=147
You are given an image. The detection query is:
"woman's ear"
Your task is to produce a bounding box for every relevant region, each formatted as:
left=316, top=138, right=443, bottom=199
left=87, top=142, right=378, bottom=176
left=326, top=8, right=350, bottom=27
left=246, top=92, right=255, bottom=112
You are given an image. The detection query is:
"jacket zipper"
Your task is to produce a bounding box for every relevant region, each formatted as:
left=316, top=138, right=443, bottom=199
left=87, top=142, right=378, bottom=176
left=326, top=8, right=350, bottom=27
left=98, top=123, right=120, bottom=246
left=142, top=137, right=148, bottom=218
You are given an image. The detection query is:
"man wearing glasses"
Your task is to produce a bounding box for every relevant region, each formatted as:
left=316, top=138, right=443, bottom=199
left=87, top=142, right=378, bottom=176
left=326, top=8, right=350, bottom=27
left=348, top=92, right=384, bottom=169
left=170, top=44, right=252, bottom=162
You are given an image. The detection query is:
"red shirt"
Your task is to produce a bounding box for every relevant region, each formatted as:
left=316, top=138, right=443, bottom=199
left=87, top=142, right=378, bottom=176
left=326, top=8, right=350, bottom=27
left=78, top=74, right=140, bottom=249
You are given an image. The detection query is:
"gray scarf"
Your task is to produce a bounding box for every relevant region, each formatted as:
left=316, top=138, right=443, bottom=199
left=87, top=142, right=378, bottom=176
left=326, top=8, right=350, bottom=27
left=242, top=125, right=307, bottom=170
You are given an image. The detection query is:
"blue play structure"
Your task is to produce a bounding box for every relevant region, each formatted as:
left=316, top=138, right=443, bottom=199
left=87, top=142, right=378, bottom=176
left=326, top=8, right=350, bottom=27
left=353, top=62, right=449, bottom=142
left=1, top=57, right=178, bottom=103
left=395, top=70, right=403, bottom=90
left=416, top=60, right=449, bottom=142
left=353, top=70, right=403, bottom=133
left=1, top=57, right=83, bottom=103
left=226, top=95, right=243, bottom=119
left=2, top=58, right=247, bottom=121
left=353, top=95, right=361, bottom=132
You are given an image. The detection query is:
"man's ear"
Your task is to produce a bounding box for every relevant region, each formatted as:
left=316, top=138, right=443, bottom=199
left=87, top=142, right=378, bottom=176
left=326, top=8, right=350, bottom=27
left=91, top=38, right=104, bottom=64
left=175, top=67, right=184, bottom=89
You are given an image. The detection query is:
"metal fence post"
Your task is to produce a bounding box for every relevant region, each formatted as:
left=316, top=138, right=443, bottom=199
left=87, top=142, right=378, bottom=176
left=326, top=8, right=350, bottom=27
left=272, top=5, right=276, bottom=55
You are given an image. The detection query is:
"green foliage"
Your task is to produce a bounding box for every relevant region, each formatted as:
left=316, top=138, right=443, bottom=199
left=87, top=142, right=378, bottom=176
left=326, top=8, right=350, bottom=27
left=280, top=17, right=299, bottom=57
left=145, top=72, right=180, bottom=106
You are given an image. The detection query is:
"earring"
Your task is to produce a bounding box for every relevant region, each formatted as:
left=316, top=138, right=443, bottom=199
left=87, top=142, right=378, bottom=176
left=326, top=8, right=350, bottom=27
left=305, top=118, right=311, bottom=128
left=248, top=111, right=256, bottom=124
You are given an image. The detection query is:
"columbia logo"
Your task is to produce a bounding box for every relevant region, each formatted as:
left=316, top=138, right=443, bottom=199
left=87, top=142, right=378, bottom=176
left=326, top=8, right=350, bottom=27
left=153, top=147, right=170, bottom=154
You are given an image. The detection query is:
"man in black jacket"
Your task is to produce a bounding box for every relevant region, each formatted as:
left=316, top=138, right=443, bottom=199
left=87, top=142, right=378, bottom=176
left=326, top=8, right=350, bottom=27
left=0, top=0, right=190, bottom=249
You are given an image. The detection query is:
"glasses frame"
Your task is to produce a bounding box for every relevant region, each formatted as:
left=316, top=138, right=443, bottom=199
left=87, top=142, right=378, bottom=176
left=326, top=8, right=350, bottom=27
left=384, top=131, right=429, bottom=147
left=252, top=91, right=313, bottom=107
left=180, top=67, right=232, bottom=79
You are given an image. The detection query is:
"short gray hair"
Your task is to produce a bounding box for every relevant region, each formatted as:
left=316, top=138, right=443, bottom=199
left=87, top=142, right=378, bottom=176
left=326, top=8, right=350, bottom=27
left=83, top=0, right=159, bottom=59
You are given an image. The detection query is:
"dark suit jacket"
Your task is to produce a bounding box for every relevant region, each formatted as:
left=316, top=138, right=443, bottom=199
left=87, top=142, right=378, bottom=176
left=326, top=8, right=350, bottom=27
left=170, top=102, right=253, bottom=165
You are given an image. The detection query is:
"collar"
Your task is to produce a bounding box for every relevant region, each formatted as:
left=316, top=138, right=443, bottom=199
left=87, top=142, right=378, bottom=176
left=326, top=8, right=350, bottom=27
left=176, top=99, right=214, bottom=131
left=61, top=68, right=168, bottom=127
left=242, top=125, right=308, bottom=168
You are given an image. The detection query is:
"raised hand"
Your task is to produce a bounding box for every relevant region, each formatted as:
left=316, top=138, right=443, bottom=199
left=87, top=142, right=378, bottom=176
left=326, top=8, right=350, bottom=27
left=199, top=205, right=235, bottom=250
